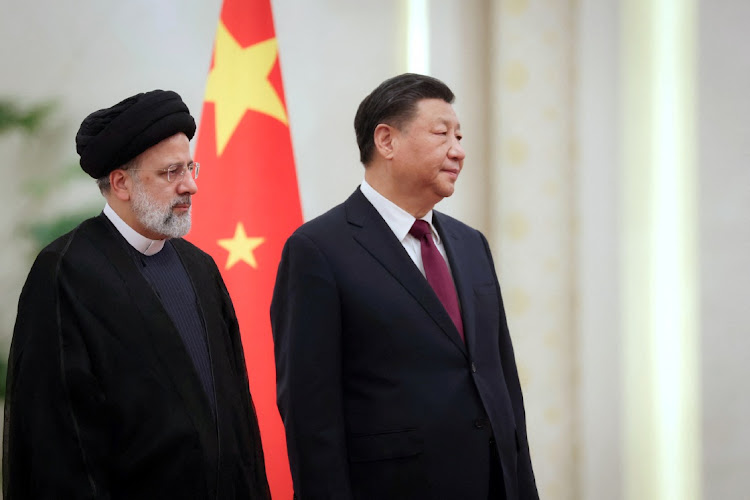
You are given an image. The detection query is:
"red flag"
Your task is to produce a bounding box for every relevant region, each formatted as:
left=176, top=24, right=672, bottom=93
left=189, top=0, right=301, bottom=497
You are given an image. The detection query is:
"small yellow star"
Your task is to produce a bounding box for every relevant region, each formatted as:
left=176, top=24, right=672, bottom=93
left=217, top=222, right=265, bottom=270
left=204, top=21, right=288, bottom=156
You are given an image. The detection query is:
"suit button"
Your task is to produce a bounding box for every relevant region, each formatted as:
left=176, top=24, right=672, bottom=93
left=474, top=419, right=487, bottom=429
left=471, top=362, right=477, bottom=373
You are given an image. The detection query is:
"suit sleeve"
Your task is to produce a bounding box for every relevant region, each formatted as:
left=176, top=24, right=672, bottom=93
left=479, top=232, right=540, bottom=499
left=271, top=232, right=353, bottom=500
left=3, top=249, right=112, bottom=499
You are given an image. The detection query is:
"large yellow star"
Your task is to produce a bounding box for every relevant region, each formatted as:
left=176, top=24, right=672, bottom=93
left=217, top=222, right=265, bottom=270
left=204, top=21, right=288, bottom=156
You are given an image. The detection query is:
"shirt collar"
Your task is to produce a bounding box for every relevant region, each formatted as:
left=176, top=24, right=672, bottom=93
left=360, top=179, right=441, bottom=244
left=103, top=203, right=166, bottom=256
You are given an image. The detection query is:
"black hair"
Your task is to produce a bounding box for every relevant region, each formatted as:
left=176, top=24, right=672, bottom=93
left=354, top=73, right=455, bottom=165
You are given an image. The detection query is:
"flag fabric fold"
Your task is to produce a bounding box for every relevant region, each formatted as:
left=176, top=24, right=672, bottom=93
left=189, top=0, right=301, bottom=497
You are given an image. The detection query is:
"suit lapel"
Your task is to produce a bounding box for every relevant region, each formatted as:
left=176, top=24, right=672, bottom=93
left=432, top=213, right=478, bottom=355
left=86, top=216, right=218, bottom=468
left=345, top=190, right=467, bottom=356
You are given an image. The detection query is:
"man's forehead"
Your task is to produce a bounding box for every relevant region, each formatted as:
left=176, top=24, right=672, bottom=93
left=415, top=99, right=461, bottom=125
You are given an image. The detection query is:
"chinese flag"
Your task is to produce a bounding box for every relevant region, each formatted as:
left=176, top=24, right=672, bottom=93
left=188, top=0, right=300, bottom=498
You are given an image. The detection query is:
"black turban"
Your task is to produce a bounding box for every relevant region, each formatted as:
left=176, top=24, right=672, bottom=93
left=75, top=89, right=196, bottom=179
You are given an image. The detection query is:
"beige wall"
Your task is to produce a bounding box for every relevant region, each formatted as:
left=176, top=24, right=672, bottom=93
left=576, top=0, right=624, bottom=498
left=490, top=1, right=577, bottom=497
left=698, top=1, right=750, bottom=498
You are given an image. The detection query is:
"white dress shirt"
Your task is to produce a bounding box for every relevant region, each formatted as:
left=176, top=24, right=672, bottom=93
left=103, top=203, right=166, bottom=256
left=360, top=179, right=454, bottom=279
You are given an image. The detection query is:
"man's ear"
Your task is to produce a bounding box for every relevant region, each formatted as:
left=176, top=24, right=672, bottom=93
left=373, top=123, right=396, bottom=160
left=109, top=169, right=132, bottom=201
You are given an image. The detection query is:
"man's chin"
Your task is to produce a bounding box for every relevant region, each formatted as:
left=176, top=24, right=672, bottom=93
left=179, top=222, right=192, bottom=237
left=172, top=220, right=192, bottom=238
left=437, top=184, right=456, bottom=199
left=154, top=217, right=191, bottom=239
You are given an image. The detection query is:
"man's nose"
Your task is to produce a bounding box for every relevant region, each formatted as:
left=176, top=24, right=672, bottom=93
left=449, top=139, right=466, bottom=161
left=177, top=172, right=198, bottom=195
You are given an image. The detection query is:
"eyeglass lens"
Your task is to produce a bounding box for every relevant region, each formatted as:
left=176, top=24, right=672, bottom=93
left=167, top=163, right=200, bottom=182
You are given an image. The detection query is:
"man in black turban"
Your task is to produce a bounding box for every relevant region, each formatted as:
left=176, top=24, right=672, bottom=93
left=3, top=90, right=271, bottom=499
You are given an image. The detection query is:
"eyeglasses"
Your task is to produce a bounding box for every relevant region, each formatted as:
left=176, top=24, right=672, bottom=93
left=129, top=162, right=200, bottom=183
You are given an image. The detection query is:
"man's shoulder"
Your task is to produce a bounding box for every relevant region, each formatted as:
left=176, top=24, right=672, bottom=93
left=21, top=215, right=113, bottom=295
left=291, top=191, right=358, bottom=241
left=297, top=203, right=346, bottom=233
left=34, top=214, right=106, bottom=263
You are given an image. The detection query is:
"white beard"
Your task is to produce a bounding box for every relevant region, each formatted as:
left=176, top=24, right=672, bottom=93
left=131, top=179, right=192, bottom=239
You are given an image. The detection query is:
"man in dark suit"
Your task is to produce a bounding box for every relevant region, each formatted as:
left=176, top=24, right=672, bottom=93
left=271, top=74, right=539, bottom=499
left=3, top=90, right=270, bottom=499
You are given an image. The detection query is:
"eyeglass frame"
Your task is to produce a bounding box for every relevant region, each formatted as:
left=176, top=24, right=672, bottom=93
left=127, top=162, right=200, bottom=183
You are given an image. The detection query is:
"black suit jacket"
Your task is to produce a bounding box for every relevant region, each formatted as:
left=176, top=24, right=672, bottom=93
left=271, top=189, right=538, bottom=500
left=3, top=214, right=270, bottom=499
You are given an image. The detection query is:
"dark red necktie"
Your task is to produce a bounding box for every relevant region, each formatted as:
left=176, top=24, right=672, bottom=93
left=409, top=220, right=464, bottom=341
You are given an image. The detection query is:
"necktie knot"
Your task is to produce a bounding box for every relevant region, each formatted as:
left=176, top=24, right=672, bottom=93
left=409, top=219, right=432, bottom=240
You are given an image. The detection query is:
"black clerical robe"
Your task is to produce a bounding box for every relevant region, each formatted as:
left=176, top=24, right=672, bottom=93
left=3, top=214, right=270, bottom=499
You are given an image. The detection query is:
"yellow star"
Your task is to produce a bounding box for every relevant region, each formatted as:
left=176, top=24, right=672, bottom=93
left=217, top=222, right=265, bottom=270
left=204, top=21, right=288, bottom=156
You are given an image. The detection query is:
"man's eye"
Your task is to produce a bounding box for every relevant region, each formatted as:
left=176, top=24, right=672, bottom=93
left=167, top=166, right=180, bottom=174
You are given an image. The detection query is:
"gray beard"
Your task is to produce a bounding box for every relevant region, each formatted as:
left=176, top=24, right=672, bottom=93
left=131, top=181, right=192, bottom=239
